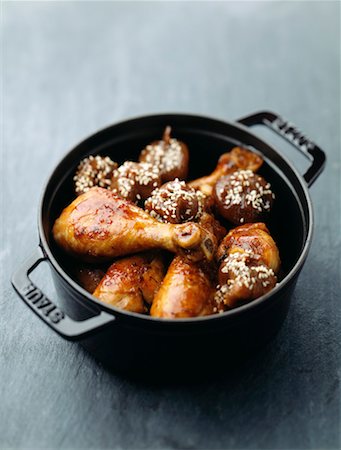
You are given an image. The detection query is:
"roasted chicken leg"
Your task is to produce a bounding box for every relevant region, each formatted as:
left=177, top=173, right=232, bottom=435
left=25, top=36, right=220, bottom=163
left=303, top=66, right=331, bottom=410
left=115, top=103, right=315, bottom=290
left=150, top=212, right=226, bottom=319
left=93, top=253, right=165, bottom=313
left=53, top=187, right=216, bottom=262
left=150, top=256, right=215, bottom=318
left=189, top=147, right=263, bottom=196
left=214, top=222, right=281, bottom=310
left=216, top=222, right=280, bottom=272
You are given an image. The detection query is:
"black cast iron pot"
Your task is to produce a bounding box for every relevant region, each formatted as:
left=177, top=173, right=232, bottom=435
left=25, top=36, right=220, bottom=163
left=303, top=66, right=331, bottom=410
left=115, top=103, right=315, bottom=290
left=12, top=111, right=325, bottom=377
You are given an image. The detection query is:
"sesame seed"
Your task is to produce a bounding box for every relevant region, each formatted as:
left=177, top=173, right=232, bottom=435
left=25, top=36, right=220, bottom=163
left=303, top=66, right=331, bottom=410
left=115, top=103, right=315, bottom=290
left=111, top=161, right=160, bottom=200
left=214, top=250, right=276, bottom=306
left=141, top=137, right=183, bottom=175
left=144, top=179, right=206, bottom=224
left=219, top=170, right=274, bottom=215
left=74, top=155, right=117, bottom=195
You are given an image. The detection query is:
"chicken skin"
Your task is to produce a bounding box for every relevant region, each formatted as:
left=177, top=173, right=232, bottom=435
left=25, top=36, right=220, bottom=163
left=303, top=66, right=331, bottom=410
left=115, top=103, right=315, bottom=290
left=189, top=147, right=263, bottom=196
left=93, top=253, right=165, bottom=313
left=198, top=212, right=226, bottom=245
left=53, top=187, right=216, bottom=263
left=216, top=222, right=280, bottom=272
left=150, top=256, right=215, bottom=318
left=150, top=212, right=225, bottom=319
left=214, top=223, right=280, bottom=310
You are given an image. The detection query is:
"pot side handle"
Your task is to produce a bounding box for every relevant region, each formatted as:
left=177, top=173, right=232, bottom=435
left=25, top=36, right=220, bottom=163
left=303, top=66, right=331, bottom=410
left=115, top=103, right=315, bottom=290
left=11, top=247, right=115, bottom=341
left=237, top=111, right=326, bottom=187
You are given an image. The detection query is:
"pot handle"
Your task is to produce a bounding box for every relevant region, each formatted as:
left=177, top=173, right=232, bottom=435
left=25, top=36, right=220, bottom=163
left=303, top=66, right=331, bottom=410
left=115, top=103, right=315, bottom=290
left=11, top=247, right=115, bottom=341
left=237, top=111, right=326, bottom=187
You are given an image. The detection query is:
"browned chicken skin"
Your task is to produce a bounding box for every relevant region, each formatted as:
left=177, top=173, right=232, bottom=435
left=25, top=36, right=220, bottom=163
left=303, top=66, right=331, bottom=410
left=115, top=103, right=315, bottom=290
left=216, top=222, right=280, bottom=272
left=189, top=147, right=263, bottom=196
left=150, top=211, right=225, bottom=319
left=150, top=256, right=215, bottom=318
left=198, top=212, right=226, bottom=245
left=93, top=253, right=165, bottom=313
left=214, top=223, right=280, bottom=310
left=53, top=187, right=216, bottom=263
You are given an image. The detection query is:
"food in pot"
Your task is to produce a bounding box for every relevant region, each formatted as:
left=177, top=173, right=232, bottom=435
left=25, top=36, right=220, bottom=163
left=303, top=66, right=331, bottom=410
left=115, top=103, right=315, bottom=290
left=74, top=155, right=117, bottom=195
left=110, top=161, right=162, bottom=203
left=197, top=212, right=227, bottom=245
left=214, top=223, right=280, bottom=310
left=93, top=253, right=165, bottom=313
left=189, top=146, right=263, bottom=196
left=144, top=179, right=206, bottom=224
left=151, top=256, right=216, bottom=318
left=52, top=187, right=216, bottom=263
left=216, top=222, right=280, bottom=273
left=54, top=129, right=280, bottom=317
left=213, top=170, right=275, bottom=224
left=147, top=196, right=226, bottom=318
left=139, top=126, right=189, bottom=182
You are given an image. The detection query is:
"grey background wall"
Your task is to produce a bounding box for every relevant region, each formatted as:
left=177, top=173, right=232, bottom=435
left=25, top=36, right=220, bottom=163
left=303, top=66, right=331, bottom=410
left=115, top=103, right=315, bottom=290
left=1, top=1, right=340, bottom=449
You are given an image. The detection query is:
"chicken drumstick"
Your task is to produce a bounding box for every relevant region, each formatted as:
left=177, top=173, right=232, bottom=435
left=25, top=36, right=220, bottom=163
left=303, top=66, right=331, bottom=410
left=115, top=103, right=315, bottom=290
left=150, top=256, right=215, bottom=318
left=53, top=187, right=216, bottom=263
left=189, top=146, right=263, bottom=196
left=214, top=222, right=281, bottom=310
left=93, top=252, right=165, bottom=313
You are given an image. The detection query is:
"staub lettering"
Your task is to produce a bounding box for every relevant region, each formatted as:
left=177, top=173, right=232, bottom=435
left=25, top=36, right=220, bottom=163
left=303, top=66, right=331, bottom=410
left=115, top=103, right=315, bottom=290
left=22, top=284, right=65, bottom=324
left=268, top=117, right=315, bottom=152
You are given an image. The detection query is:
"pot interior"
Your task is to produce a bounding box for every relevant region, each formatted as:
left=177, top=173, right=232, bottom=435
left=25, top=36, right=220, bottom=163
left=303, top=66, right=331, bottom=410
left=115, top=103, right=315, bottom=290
left=41, top=115, right=309, bottom=305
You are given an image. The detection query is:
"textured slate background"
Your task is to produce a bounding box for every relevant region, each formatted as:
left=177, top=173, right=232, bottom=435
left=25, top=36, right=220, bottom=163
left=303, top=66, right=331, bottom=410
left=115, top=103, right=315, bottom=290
left=1, top=1, right=340, bottom=449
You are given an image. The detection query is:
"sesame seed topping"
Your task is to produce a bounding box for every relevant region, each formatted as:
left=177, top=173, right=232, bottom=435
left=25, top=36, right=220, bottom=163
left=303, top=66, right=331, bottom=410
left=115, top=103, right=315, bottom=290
left=218, top=170, right=274, bottom=213
left=145, top=179, right=206, bottom=224
left=214, top=250, right=276, bottom=306
left=111, top=161, right=160, bottom=200
left=141, top=138, right=183, bottom=175
left=74, top=155, right=117, bottom=195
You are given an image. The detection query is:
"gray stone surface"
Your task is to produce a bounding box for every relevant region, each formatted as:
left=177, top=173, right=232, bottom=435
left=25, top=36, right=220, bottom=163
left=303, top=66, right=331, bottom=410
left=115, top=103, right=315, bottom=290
left=1, top=1, right=340, bottom=449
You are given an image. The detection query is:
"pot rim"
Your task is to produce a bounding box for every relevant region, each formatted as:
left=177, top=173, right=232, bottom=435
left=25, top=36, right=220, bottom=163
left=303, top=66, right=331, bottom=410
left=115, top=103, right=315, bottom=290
left=38, top=112, right=313, bottom=324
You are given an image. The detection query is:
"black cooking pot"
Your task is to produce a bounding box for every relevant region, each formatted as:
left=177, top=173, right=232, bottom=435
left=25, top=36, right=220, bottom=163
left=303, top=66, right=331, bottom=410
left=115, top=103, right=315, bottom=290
left=12, top=111, right=325, bottom=376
